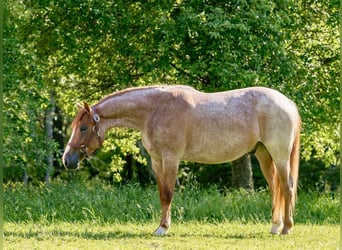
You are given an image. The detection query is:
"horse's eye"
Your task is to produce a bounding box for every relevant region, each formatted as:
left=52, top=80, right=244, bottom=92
left=80, top=126, right=88, bottom=133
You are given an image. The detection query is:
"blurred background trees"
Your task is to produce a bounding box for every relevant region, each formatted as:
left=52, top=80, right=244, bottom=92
left=4, top=0, right=339, bottom=191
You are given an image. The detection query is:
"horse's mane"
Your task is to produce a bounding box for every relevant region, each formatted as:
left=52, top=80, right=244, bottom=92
left=97, top=86, right=158, bottom=105
left=96, top=85, right=195, bottom=105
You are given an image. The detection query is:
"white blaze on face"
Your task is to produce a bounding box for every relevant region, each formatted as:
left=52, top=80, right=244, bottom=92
left=68, top=126, right=77, bottom=143
left=62, top=126, right=84, bottom=169
left=64, top=144, right=71, bottom=154
left=64, top=127, right=77, bottom=155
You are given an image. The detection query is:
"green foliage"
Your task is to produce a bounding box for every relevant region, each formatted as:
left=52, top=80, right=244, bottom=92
left=3, top=1, right=59, bottom=182
left=3, top=0, right=339, bottom=187
left=287, top=0, right=340, bottom=168
left=82, top=129, right=147, bottom=183
left=155, top=0, right=296, bottom=90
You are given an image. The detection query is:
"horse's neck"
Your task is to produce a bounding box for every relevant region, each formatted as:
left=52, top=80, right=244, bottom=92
left=95, top=90, right=155, bottom=131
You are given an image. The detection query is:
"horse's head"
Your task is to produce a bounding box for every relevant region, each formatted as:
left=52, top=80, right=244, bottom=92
left=62, top=102, right=103, bottom=169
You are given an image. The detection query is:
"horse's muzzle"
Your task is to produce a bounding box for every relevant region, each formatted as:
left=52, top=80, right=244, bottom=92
left=63, top=151, right=80, bottom=169
left=62, top=145, right=84, bottom=169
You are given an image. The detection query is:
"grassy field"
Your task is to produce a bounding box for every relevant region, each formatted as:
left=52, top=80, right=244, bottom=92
left=4, top=181, right=340, bottom=249
left=5, top=222, right=339, bottom=249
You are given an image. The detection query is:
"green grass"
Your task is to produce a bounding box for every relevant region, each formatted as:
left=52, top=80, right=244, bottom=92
left=4, top=181, right=340, bottom=249
left=4, top=222, right=339, bottom=249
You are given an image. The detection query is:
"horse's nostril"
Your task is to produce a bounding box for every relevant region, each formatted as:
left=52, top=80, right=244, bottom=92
left=63, top=159, right=69, bottom=168
left=62, top=152, right=71, bottom=169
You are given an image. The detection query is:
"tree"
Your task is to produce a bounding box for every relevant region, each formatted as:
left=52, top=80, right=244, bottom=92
left=4, top=1, right=59, bottom=183
left=4, top=0, right=339, bottom=191
left=231, top=155, right=254, bottom=190
left=44, top=89, right=56, bottom=184
left=287, top=0, right=340, bottom=168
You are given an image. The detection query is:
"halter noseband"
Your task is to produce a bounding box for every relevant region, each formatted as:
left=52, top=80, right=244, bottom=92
left=68, top=107, right=103, bottom=154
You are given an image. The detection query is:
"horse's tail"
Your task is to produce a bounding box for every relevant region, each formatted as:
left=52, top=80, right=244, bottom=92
left=289, top=118, right=301, bottom=211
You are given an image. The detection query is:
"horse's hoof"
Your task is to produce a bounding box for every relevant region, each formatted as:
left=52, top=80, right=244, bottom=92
left=281, top=228, right=290, bottom=235
left=270, top=222, right=283, bottom=235
left=153, top=226, right=168, bottom=236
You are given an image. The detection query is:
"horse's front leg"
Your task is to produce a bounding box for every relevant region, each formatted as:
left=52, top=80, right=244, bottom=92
left=152, top=155, right=179, bottom=236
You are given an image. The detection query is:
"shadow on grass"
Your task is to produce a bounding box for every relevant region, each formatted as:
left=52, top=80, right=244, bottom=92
left=4, top=229, right=152, bottom=240
left=178, top=231, right=271, bottom=240
left=5, top=228, right=271, bottom=241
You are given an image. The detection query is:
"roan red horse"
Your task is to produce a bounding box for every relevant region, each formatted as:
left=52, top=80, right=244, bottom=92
left=63, top=85, right=301, bottom=235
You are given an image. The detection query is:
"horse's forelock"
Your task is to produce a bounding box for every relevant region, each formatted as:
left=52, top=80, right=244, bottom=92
left=71, top=109, right=89, bottom=128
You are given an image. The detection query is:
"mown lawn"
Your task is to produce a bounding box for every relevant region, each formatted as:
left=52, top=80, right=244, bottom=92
left=4, top=222, right=339, bottom=249
left=4, top=181, right=340, bottom=249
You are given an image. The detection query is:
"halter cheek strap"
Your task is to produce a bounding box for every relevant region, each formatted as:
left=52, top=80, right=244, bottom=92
left=92, top=108, right=102, bottom=142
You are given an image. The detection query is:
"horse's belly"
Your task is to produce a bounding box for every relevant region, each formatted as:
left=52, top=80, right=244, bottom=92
left=183, top=150, right=243, bottom=164
left=182, top=136, right=253, bottom=164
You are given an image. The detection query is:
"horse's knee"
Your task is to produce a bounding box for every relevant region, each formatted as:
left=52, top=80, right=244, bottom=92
left=161, top=188, right=174, bottom=203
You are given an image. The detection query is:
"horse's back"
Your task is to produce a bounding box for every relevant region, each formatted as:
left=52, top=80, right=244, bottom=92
left=192, top=86, right=299, bottom=129
left=165, top=86, right=298, bottom=163
left=162, top=86, right=297, bottom=112
left=145, top=86, right=299, bottom=164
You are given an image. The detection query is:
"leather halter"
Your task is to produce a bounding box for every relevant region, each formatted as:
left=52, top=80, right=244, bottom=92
left=67, top=107, right=103, bottom=154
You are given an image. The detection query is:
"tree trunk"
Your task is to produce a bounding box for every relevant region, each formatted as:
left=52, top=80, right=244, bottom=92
left=45, top=90, right=56, bottom=184
left=231, top=154, right=254, bottom=191
left=23, top=170, right=29, bottom=186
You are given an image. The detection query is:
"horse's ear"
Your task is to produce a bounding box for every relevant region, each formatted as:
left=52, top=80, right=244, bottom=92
left=83, top=102, right=91, bottom=114
left=76, top=103, right=83, bottom=111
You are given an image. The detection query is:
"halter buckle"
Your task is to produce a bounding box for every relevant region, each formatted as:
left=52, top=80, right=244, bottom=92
left=93, top=114, right=100, bottom=122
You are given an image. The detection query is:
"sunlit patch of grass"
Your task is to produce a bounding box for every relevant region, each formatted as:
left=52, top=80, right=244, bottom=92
left=4, top=222, right=339, bottom=250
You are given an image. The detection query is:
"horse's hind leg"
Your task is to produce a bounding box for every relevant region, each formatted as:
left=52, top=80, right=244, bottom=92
left=151, top=154, right=179, bottom=236
left=255, top=145, right=284, bottom=234
left=255, top=145, right=274, bottom=189
left=276, top=160, right=294, bottom=234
